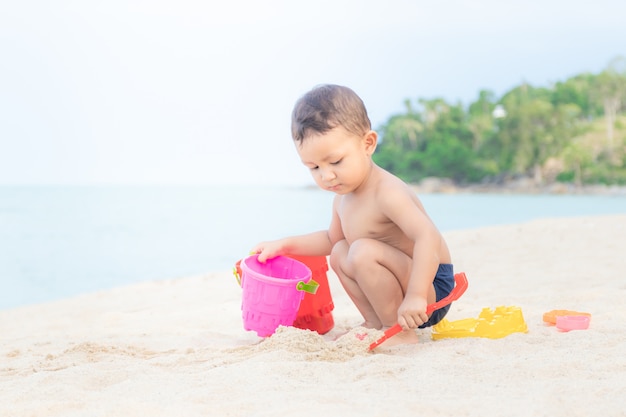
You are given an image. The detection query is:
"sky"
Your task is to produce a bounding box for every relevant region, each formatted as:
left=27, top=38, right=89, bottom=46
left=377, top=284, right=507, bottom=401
left=1, top=0, right=625, bottom=186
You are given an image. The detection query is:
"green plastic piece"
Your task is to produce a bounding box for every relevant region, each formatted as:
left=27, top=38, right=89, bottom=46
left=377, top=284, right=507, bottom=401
left=296, top=279, right=319, bottom=294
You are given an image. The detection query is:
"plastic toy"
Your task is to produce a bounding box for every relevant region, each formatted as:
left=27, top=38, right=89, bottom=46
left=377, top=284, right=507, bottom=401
left=234, top=255, right=335, bottom=336
left=368, top=272, right=469, bottom=351
left=431, top=305, right=528, bottom=340
left=288, top=255, right=335, bottom=335
left=239, top=255, right=317, bottom=337
left=556, top=315, right=590, bottom=331
left=542, top=310, right=591, bottom=326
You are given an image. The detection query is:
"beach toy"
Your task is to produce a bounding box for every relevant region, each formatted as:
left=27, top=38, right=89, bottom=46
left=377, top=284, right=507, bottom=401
left=431, top=305, right=528, bottom=340
left=556, top=315, right=591, bottom=332
left=542, top=310, right=591, bottom=326
left=289, top=255, right=335, bottom=335
left=234, top=255, right=335, bottom=335
left=238, top=255, right=318, bottom=337
left=368, top=272, right=469, bottom=351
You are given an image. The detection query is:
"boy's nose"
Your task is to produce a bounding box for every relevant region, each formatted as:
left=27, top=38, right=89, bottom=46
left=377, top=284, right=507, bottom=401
left=320, top=168, right=336, bottom=181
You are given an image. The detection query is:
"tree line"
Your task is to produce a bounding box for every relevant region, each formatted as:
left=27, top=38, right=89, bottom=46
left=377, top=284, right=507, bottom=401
left=373, top=57, right=626, bottom=186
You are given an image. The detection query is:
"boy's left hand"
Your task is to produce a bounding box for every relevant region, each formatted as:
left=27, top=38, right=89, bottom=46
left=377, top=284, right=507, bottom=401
left=397, top=295, right=429, bottom=329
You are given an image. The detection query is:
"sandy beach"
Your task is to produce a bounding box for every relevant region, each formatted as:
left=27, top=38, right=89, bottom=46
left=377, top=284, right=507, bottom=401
left=1, top=214, right=625, bottom=416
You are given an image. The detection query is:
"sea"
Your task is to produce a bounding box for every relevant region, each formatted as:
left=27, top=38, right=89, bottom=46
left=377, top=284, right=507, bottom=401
left=2, top=185, right=626, bottom=311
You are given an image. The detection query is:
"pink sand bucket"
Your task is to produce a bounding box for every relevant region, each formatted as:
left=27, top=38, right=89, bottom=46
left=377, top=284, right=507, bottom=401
left=239, top=255, right=318, bottom=337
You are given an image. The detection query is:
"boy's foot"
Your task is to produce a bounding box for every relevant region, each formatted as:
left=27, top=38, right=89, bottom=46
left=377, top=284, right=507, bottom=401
left=332, top=321, right=381, bottom=341
left=375, top=327, right=419, bottom=349
left=360, top=321, right=382, bottom=330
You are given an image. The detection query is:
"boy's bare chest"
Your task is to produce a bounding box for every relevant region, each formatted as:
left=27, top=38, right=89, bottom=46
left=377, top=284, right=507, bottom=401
left=337, top=196, right=394, bottom=242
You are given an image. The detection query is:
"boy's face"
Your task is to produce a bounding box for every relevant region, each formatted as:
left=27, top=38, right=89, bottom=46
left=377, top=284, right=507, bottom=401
left=296, top=126, right=377, bottom=194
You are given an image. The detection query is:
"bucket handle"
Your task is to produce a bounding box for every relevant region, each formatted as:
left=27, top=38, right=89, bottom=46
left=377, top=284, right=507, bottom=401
left=232, top=266, right=242, bottom=286
left=296, top=279, right=319, bottom=294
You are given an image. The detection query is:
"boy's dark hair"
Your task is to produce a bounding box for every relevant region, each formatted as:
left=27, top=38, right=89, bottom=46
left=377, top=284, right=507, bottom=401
left=291, top=84, right=371, bottom=144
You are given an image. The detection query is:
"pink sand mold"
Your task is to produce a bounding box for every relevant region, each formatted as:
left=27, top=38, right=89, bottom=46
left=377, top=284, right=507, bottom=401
left=556, top=315, right=590, bottom=332
left=542, top=310, right=591, bottom=326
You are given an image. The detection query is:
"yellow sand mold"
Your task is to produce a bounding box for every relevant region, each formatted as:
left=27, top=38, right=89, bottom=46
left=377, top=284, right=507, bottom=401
left=432, top=306, right=528, bottom=340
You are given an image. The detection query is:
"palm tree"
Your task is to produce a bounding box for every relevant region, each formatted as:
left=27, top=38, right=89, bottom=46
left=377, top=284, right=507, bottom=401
left=591, top=57, right=626, bottom=153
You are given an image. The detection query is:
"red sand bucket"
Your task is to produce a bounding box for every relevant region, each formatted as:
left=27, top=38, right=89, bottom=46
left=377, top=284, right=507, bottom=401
left=289, top=255, right=335, bottom=335
left=239, top=255, right=318, bottom=337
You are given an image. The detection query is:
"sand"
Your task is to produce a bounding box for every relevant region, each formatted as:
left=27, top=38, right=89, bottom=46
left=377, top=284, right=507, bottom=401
left=1, top=214, right=625, bottom=416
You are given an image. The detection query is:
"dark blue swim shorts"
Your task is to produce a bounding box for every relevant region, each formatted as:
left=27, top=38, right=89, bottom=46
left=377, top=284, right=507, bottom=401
left=418, top=263, right=455, bottom=328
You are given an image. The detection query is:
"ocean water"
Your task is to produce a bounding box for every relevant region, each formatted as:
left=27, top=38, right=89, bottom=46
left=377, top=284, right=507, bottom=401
left=2, top=185, right=626, bottom=311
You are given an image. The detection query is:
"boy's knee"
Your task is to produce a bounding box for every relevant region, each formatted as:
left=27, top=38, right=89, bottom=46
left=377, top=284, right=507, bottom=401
left=329, top=239, right=348, bottom=271
left=346, top=238, right=379, bottom=269
left=330, top=238, right=381, bottom=275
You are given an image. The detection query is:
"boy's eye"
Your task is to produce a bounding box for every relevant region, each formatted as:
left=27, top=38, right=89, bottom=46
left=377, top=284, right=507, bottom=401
left=331, top=159, right=342, bottom=165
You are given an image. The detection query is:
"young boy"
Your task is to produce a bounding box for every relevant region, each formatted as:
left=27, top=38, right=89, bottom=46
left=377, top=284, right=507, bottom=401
left=252, top=84, right=453, bottom=346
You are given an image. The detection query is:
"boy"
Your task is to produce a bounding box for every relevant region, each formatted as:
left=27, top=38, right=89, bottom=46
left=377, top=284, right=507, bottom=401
left=252, top=84, right=453, bottom=347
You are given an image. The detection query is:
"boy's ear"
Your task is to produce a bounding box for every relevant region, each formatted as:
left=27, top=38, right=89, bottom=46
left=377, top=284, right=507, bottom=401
left=363, top=130, right=378, bottom=155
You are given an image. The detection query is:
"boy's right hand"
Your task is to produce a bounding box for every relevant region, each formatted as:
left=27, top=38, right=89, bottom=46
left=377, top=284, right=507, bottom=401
left=250, top=240, right=285, bottom=263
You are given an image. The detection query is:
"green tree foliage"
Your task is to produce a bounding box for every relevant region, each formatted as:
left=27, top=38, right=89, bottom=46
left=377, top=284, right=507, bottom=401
left=590, top=57, right=626, bottom=151
left=373, top=57, right=626, bottom=185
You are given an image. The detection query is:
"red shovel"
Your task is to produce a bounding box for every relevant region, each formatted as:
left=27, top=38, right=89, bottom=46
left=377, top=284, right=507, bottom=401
left=368, top=272, right=469, bottom=351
